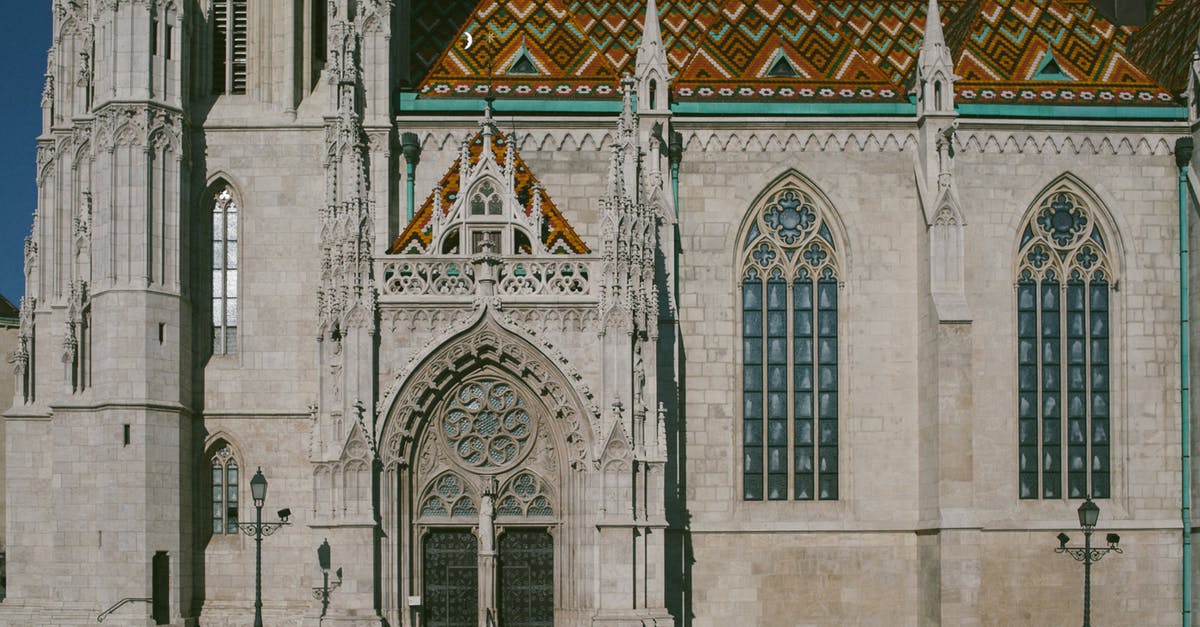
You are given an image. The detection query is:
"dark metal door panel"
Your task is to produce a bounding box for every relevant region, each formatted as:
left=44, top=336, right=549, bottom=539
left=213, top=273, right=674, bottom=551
left=424, top=529, right=478, bottom=627
left=498, top=528, right=554, bottom=627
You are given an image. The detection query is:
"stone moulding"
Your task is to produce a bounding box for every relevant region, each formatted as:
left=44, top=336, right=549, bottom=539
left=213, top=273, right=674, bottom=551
left=955, top=132, right=1177, bottom=156
left=407, top=127, right=1184, bottom=158
left=377, top=305, right=599, bottom=472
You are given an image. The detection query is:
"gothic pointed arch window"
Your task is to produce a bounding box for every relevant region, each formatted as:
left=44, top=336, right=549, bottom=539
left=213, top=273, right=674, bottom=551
left=1016, top=184, right=1113, bottom=500
left=211, top=185, right=238, bottom=355
left=740, top=184, right=841, bottom=501
left=209, top=443, right=240, bottom=534
left=212, top=0, right=248, bottom=94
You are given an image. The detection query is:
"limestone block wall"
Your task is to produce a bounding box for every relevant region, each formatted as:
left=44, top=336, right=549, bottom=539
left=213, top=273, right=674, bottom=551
left=195, top=415, right=317, bottom=625
left=196, top=120, right=323, bottom=414
left=672, top=129, right=923, bottom=529
left=954, top=131, right=1184, bottom=524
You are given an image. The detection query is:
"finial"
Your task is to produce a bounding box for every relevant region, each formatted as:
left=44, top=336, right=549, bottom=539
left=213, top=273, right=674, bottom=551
left=924, top=0, right=945, bottom=51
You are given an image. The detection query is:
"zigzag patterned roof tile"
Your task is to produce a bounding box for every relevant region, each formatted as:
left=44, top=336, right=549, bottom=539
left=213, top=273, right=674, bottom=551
left=954, top=0, right=1176, bottom=106
left=411, top=0, right=1182, bottom=106
left=1127, top=0, right=1200, bottom=97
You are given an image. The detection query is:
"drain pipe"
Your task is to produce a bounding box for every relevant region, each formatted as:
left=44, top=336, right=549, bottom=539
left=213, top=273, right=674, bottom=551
left=1179, top=135, right=1194, bottom=627
left=401, top=132, right=421, bottom=222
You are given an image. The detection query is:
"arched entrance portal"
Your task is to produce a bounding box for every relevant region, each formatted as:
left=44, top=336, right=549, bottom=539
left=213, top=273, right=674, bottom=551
left=413, top=376, right=560, bottom=627
left=378, top=314, right=598, bottom=627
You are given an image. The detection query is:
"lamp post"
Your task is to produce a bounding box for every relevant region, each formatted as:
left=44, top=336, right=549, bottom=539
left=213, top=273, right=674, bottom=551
left=312, top=538, right=343, bottom=617
left=238, top=468, right=291, bottom=627
left=1055, top=495, right=1122, bottom=627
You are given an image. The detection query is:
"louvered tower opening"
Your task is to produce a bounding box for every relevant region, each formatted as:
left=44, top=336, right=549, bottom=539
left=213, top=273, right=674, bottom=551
left=212, top=0, right=248, bottom=94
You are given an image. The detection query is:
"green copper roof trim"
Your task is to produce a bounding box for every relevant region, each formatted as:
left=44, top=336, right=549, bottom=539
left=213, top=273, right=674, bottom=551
left=398, top=93, right=914, bottom=116
left=398, top=93, right=623, bottom=114
left=398, top=93, right=1186, bottom=120
left=958, top=103, right=1187, bottom=120
left=669, top=101, right=916, bottom=115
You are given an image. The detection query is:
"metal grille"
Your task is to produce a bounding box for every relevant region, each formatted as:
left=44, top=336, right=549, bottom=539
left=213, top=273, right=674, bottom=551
left=498, top=529, right=553, bottom=627
left=423, top=530, right=477, bottom=627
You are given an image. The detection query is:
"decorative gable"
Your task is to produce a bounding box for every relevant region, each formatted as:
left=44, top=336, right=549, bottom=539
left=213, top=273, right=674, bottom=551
left=389, top=108, right=589, bottom=256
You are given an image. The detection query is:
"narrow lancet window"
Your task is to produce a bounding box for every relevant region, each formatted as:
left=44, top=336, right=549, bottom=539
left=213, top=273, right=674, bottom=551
left=212, top=187, right=238, bottom=355
left=741, top=185, right=840, bottom=501
left=210, top=445, right=239, bottom=534
left=1016, top=186, right=1112, bottom=500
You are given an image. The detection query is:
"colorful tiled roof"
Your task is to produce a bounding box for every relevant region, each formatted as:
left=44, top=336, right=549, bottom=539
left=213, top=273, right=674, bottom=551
left=1127, top=0, right=1200, bottom=97
left=954, top=0, right=1176, bottom=106
left=409, top=1, right=481, bottom=87
left=412, top=0, right=1182, bottom=106
left=389, top=128, right=590, bottom=255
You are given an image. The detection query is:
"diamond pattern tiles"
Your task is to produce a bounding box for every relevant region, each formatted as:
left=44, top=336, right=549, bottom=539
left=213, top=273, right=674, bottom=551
left=419, top=0, right=623, bottom=98
left=412, top=0, right=1180, bottom=106
left=674, top=0, right=933, bottom=101
left=389, top=130, right=589, bottom=255
left=410, top=0, right=483, bottom=86
left=1127, top=0, right=1200, bottom=97
left=954, top=0, right=1176, bottom=106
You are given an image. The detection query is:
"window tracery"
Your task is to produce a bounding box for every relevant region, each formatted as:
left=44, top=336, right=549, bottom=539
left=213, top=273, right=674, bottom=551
left=496, top=471, right=555, bottom=518
left=1016, top=186, right=1112, bottom=500
left=741, top=185, right=840, bottom=501
left=441, top=379, right=536, bottom=473
left=419, top=472, right=479, bottom=519
left=210, top=444, right=239, bottom=534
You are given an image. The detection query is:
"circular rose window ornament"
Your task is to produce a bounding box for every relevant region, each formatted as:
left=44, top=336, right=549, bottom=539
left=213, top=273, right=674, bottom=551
left=441, top=379, right=536, bottom=472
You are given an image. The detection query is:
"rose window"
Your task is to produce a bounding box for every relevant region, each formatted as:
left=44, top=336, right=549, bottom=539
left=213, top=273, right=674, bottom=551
left=441, top=379, right=535, bottom=472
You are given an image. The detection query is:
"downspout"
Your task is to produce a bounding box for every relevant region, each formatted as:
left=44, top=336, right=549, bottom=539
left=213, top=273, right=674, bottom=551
left=668, top=130, right=683, bottom=306
left=1178, top=135, right=1194, bottom=627
left=401, top=132, right=421, bottom=222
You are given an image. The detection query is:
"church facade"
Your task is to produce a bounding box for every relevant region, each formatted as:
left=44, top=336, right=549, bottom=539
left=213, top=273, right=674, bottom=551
left=5, top=0, right=1200, bottom=625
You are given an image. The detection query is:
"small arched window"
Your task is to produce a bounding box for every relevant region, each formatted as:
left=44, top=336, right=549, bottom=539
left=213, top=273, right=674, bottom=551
left=212, top=186, right=238, bottom=355
left=1016, top=185, right=1113, bottom=500
left=210, top=444, right=240, bottom=534
left=470, top=180, right=503, bottom=216
left=741, top=185, right=841, bottom=501
left=212, top=0, right=248, bottom=94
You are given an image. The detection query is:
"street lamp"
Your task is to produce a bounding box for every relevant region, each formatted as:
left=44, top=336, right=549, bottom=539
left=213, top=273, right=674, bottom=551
left=1054, top=495, right=1121, bottom=627
left=238, top=467, right=291, bottom=627
left=311, top=538, right=343, bottom=617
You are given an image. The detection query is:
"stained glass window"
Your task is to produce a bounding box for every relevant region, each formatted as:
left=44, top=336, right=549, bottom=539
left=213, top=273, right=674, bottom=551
left=1016, top=188, right=1112, bottom=500
left=210, top=445, right=238, bottom=534
left=741, top=186, right=840, bottom=501
left=212, top=187, right=238, bottom=355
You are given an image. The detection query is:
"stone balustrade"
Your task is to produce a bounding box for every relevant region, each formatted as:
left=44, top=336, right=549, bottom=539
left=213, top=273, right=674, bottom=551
left=377, top=256, right=599, bottom=302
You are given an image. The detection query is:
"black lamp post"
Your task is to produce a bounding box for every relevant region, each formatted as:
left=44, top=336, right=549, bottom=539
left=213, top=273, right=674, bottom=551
left=1055, top=495, right=1121, bottom=627
left=238, top=468, right=291, bottom=627
left=312, top=538, right=343, bottom=617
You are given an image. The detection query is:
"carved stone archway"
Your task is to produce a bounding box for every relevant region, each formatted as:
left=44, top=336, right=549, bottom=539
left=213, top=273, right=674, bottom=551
left=376, top=308, right=599, bottom=626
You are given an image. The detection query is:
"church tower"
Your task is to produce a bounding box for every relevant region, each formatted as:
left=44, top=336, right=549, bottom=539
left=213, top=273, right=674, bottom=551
left=8, top=0, right=194, bottom=620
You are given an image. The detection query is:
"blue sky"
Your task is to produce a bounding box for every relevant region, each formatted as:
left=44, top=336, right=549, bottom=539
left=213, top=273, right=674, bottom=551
left=0, top=5, right=51, bottom=305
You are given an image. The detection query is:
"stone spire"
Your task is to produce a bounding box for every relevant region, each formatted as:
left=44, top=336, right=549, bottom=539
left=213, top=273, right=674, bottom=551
left=917, top=0, right=956, bottom=115
left=635, top=0, right=670, bottom=113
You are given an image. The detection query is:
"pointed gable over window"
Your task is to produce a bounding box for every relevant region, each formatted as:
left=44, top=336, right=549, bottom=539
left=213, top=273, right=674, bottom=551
left=508, top=47, right=540, bottom=75
left=765, top=53, right=799, bottom=79
left=1033, top=50, right=1072, bottom=81
left=390, top=107, right=589, bottom=256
